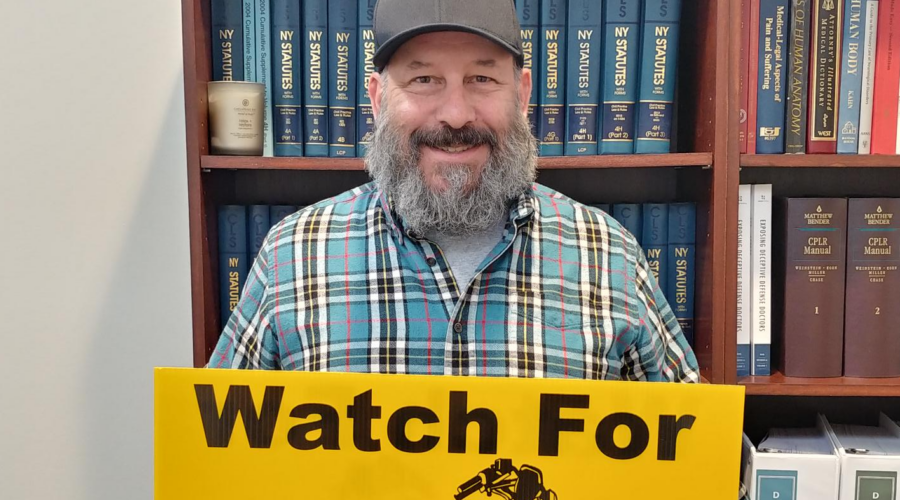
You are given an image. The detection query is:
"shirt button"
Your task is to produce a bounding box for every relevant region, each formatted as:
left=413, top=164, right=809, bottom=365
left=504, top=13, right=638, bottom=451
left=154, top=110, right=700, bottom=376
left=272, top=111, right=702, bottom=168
left=426, top=257, right=437, bottom=266
left=453, top=322, right=463, bottom=333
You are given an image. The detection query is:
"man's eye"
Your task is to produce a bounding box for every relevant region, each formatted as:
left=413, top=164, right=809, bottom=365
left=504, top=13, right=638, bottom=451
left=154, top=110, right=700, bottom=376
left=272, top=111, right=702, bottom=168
left=474, top=76, right=494, bottom=83
left=413, top=76, right=432, bottom=84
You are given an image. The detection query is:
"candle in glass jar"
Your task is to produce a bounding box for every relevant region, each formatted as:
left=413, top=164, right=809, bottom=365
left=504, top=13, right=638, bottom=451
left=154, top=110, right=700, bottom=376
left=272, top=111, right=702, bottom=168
left=207, top=81, right=265, bottom=155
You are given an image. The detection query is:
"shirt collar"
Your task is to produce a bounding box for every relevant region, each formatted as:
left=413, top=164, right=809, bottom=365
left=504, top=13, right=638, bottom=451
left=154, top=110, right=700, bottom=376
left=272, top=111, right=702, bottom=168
left=375, top=185, right=537, bottom=241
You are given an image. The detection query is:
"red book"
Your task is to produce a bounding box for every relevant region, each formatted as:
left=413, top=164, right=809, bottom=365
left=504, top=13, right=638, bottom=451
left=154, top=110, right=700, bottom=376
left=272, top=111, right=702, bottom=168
left=740, top=0, right=752, bottom=154
left=872, top=0, right=900, bottom=154
left=747, top=0, right=761, bottom=154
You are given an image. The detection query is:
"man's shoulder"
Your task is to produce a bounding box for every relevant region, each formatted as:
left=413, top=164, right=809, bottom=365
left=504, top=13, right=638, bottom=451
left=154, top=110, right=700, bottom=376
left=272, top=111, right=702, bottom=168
left=529, top=183, right=639, bottom=249
left=264, top=182, right=380, bottom=244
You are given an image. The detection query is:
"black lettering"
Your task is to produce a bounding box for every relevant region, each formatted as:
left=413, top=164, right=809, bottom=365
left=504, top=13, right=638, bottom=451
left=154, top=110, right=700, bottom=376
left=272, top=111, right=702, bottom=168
left=287, top=403, right=340, bottom=450
left=346, top=390, right=382, bottom=452
left=194, top=384, right=283, bottom=448
left=595, top=412, right=650, bottom=460
left=657, top=414, right=696, bottom=461
left=538, top=394, right=589, bottom=456
left=387, top=406, right=440, bottom=453
left=447, top=391, right=498, bottom=454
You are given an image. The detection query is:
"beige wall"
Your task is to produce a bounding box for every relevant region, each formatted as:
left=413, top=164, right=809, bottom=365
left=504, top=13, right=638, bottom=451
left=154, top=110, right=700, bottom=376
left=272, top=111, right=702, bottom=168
left=0, top=0, right=192, bottom=497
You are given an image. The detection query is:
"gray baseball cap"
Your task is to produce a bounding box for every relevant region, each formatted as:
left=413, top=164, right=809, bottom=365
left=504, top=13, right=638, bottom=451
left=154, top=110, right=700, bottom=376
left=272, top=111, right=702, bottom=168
left=373, top=0, right=524, bottom=71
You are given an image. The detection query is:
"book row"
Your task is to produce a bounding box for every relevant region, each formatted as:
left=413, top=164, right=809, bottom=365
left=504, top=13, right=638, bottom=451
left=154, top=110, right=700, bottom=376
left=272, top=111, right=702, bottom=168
left=210, top=0, right=685, bottom=158
left=741, top=0, right=900, bottom=155
left=217, top=201, right=698, bottom=346
left=737, top=186, right=900, bottom=378
left=741, top=414, right=900, bottom=500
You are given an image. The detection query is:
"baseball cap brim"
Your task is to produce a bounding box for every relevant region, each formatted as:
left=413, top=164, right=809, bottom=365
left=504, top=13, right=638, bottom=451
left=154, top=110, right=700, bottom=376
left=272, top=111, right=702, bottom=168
left=373, top=23, right=525, bottom=71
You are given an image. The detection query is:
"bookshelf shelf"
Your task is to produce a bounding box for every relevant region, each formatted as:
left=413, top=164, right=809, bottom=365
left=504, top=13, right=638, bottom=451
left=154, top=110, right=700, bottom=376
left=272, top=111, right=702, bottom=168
left=741, top=371, right=900, bottom=397
left=200, top=153, right=714, bottom=171
left=741, top=154, right=900, bottom=168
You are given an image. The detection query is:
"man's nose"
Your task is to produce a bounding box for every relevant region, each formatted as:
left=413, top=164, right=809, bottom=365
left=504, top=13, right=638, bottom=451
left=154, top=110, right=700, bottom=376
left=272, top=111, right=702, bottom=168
left=435, top=82, right=476, bottom=130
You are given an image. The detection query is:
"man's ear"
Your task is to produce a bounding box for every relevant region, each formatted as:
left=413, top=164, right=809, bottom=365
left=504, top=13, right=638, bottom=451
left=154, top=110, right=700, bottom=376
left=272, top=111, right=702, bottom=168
left=369, top=71, right=384, bottom=119
left=517, top=68, right=532, bottom=118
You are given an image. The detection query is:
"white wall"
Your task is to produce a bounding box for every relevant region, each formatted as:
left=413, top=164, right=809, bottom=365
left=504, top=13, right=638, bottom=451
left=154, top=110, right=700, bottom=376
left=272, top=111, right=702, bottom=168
left=0, top=1, right=191, bottom=498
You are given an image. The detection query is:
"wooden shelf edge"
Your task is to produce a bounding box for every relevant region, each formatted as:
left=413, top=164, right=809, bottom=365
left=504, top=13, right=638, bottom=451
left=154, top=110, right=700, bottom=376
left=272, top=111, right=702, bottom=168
left=740, top=372, right=900, bottom=396
left=741, top=154, right=900, bottom=168
left=200, top=152, right=714, bottom=171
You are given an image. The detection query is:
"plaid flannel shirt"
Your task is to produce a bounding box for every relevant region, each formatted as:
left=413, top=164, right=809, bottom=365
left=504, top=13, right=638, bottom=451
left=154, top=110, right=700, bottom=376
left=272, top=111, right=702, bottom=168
left=209, top=182, right=699, bottom=382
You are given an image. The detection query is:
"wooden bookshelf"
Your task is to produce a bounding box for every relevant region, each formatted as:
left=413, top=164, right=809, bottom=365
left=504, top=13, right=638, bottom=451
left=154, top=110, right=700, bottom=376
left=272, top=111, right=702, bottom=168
left=741, top=371, right=900, bottom=397
left=181, top=0, right=731, bottom=385
left=200, top=152, right=714, bottom=171
left=742, top=154, right=900, bottom=168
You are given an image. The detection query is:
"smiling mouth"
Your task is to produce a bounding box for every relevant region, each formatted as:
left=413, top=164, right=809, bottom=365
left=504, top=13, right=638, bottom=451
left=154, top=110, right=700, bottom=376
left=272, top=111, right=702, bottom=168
left=431, top=143, right=479, bottom=153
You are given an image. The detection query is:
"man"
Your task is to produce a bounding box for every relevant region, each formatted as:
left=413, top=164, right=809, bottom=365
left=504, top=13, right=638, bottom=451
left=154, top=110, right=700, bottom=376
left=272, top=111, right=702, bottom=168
left=209, top=0, right=699, bottom=382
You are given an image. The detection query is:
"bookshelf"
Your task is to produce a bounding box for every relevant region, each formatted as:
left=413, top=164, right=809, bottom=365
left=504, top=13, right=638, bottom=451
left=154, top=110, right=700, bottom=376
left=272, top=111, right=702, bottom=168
left=181, top=0, right=728, bottom=387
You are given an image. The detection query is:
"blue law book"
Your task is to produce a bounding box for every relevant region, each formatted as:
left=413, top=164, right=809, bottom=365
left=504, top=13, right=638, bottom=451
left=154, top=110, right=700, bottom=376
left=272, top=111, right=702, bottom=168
left=838, top=0, right=866, bottom=153
left=329, top=0, right=357, bottom=157
left=357, top=0, right=377, bottom=156
left=565, top=0, right=603, bottom=156
left=255, top=0, right=274, bottom=156
left=247, top=205, right=270, bottom=258
left=538, top=0, right=567, bottom=156
left=516, top=0, right=541, bottom=137
left=634, top=0, right=683, bottom=153
left=271, top=0, right=303, bottom=156
left=269, top=205, right=298, bottom=229
left=612, top=203, right=643, bottom=245
left=666, top=202, right=696, bottom=345
left=642, top=203, right=668, bottom=292
left=211, top=0, right=245, bottom=81
left=754, top=0, right=789, bottom=154
left=592, top=203, right=611, bottom=214
left=218, top=206, right=249, bottom=329
left=242, top=0, right=256, bottom=81
left=600, top=0, right=642, bottom=154
left=303, top=0, right=329, bottom=157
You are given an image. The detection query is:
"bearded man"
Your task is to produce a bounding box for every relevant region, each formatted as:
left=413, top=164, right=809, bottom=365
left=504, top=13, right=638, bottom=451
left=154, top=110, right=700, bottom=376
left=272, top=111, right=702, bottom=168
left=209, top=0, right=699, bottom=382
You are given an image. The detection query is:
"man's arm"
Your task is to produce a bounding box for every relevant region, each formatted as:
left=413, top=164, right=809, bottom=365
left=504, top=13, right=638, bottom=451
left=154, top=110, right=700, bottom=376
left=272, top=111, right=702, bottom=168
left=623, top=249, right=701, bottom=383
left=207, top=243, right=279, bottom=369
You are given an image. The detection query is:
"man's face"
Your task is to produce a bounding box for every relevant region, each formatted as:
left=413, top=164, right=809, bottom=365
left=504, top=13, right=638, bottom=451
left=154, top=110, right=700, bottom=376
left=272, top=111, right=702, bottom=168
left=365, top=31, right=537, bottom=236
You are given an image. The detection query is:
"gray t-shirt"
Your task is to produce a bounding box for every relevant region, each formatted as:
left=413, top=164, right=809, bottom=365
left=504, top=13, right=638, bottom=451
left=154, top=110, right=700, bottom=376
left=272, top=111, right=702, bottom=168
left=427, top=217, right=508, bottom=291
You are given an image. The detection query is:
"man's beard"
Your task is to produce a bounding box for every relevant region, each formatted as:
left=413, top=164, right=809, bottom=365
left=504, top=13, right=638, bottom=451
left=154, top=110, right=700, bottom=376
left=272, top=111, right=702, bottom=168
left=365, top=98, right=538, bottom=236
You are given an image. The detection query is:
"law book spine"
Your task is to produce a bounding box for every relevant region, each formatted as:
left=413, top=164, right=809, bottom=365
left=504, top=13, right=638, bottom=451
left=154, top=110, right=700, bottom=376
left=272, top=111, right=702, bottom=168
left=271, top=0, right=302, bottom=156
left=748, top=0, right=762, bottom=153
left=666, top=202, right=696, bottom=346
left=357, top=0, right=376, bottom=156
left=871, top=0, right=900, bottom=154
left=612, top=203, right=643, bottom=245
left=592, top=203, right=612, bottom=214
left=255, top=0, right=273, bottom=156
left=642, top=203, right=669, bottom=293
left=565, top=0, right=602, bottom=156
left=328, top=0, right=357, bottom=157
left=741, top=0, right=752, bottom=153
left=269, top=205, right=298, bottom=230
left=517, top=0, right=541, bottom=138
left=248, top=205, right=270, bottom=258
left=539, top=0, right=567, bottom=156
left=218, top=206, right=249, bottom=329
left=737, top=185, right=753, bottom=377
left=780, top=198, right=847, bottom=377
left=751, top=184, right=772, bottom=376
left=844, top=198, right=900, bottom=377
left=242, top=0, right=256, bottom=81
left=838, top=0, right=865, bottom=153
left=211, top=0, right=245, bottom=81
left=303, top=0, right=328, bottom=157
left=786, top=0, right=812, bottom=154
left=634, top=0, right=682, bottom=153
left=755, top=0, right=789, bottom=154
left=807, top=0, right=843, bottom=153
left=857, top=0, right=879, bottom=154
left=600, top=0, right=641, bottom=154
